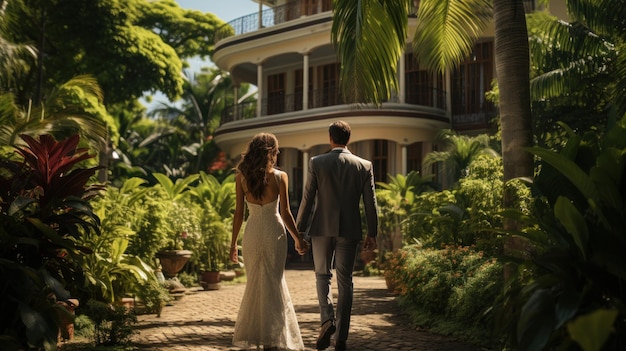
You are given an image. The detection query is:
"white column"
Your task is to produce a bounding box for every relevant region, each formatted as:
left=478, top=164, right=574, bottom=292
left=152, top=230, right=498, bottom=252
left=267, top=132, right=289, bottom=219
left=398, top=54, right=405, bottom=103
left=233, top=84, right=239, bottom=120
left=257, top=64, right=263, bottom=118
left=301, top=150, right=309, bottom=198
left=303, top=53, right=310, bottom=110
left=258, top=1, right=263, bottom=29
left=401, top=145, right=407, bottom=175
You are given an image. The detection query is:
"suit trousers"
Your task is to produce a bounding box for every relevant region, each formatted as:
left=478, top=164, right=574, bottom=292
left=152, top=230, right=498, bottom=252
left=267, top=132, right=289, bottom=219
left=311, top=236, right=360, bottom=342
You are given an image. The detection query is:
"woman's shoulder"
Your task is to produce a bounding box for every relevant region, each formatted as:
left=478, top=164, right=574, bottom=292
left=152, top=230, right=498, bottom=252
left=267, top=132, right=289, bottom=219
left=271, top=168, right=287, bottom=184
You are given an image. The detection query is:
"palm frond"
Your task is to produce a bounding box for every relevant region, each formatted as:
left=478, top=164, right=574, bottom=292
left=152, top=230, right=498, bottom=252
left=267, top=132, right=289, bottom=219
left=0, top=36, right=37, bottom=92
left=412, top=0, right=492, bottom=73
left=613, top=41, right=626, bottom=119
left=332, top=0, right=409, bottom=105
left=529, top=17, right=613, bottom=69
left=567, top=0, right=626, bottom=38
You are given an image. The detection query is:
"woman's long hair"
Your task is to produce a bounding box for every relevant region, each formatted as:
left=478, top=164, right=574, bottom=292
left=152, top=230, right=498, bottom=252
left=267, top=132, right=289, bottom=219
left=235, top=133, right=278, bottom=200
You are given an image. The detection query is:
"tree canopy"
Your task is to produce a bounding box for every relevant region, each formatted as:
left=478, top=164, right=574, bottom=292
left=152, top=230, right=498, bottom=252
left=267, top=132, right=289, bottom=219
left=3, top=0, right=225, bottom=106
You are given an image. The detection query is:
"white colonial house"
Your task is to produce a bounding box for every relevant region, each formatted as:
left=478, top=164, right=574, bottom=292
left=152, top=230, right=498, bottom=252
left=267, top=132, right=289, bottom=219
left=212, top=0, right=568, bottom=203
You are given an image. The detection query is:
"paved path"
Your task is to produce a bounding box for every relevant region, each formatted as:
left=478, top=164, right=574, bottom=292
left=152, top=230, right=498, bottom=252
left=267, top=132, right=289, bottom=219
left=132, top=268, right=481, bottom=351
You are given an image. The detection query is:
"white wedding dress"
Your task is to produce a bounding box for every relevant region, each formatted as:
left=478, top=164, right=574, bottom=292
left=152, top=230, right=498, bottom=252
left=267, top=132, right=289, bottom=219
left=232, top=172, right=304, bottom=350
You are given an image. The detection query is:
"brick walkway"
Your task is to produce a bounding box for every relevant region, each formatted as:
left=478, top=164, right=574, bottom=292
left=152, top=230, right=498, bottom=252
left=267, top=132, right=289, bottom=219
left=131, top=267, right=481, bottom=351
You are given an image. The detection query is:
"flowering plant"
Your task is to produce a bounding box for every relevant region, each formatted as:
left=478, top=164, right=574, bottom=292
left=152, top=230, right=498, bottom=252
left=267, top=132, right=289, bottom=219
left=162, top=200, right=200, bottom=250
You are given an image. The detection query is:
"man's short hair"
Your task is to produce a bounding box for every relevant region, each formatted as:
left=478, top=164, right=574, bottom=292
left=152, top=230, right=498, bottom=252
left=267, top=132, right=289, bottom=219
left=329, top=121, right=351, bottom=145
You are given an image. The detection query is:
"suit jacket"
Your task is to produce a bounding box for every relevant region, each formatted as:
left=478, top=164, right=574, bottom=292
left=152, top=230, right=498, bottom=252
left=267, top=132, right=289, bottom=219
left=296, top=148, right=378, bottom=240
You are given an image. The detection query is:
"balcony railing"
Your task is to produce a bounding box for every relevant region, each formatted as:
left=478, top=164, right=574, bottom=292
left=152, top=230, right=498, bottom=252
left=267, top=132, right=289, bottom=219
left=215, top=0, right=333, bottom=42
left=220, top=100, right=257, bottom=125
left=451, top=110, right=498, bottom=130
left=216, top=0, right=534, bottom=42
left=220, top=85, right=447, bottom=125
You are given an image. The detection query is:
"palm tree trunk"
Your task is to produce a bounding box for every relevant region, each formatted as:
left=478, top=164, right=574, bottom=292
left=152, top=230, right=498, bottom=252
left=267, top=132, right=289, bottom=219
left=494, top=0, right=534, bottom=280
left=494, top=0, right=533, bottom=199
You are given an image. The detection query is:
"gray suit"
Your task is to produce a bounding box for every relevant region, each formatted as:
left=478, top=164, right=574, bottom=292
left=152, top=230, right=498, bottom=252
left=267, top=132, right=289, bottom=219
left=296, top=148, right=378, bottom=343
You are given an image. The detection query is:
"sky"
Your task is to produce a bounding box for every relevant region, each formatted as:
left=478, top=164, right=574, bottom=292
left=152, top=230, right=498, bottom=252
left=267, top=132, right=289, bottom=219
left=175, top=0, right=261, bottom=23
left=175, top=0, right=262, bottom=72
left=144, top=1, right=261, bottom=109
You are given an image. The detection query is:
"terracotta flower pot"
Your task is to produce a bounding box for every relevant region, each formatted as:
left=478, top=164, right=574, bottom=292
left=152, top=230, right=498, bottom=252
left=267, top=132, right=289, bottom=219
left=156, top=250, right=192, bottom=278
left=200, top=271, right=221, bottom=290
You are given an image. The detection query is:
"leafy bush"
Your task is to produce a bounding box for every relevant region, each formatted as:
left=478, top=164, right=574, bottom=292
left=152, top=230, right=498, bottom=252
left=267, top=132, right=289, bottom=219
left=447, top=257, right=502, bottom=325
left=384, top=245, right=501, bottom=345
left=134, top=280, right=172, bottom=317
left=73, top=314, right=95, bottom=339
left=0, top=134, right=102, bottom=350
left=499, top=122, right=626, bottom=351
left=83, top=300, right=137, bottom=346
left=188, top=172, right=235, bottom=272
left=405, top=156, right=532, bottom=255
left=375, top=171, right=437, bottom=254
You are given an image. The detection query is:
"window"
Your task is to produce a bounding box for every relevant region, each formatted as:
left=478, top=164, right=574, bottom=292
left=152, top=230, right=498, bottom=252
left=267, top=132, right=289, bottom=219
left=317, top=63, right=340, bottom=107
left=295, top=68, right=313, bottom=110
left=405, top=53, right=445, bottom=108
left=406, top=142, right=423, bottom=174
left=373, top=140, right=388, bottom=184
left=300, top=0, right=332, bottom=15
left=267, top=73, right=285, bottom=115
left=451, top=41, right=494, bottom=116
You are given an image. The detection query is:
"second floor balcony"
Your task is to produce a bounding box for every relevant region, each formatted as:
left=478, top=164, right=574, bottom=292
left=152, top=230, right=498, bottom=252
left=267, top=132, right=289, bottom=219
left=220, top=85, right=448, bottom=126
left=215, top=0, right=538, bottom=43
left=215, top=0, right=334, bottom=42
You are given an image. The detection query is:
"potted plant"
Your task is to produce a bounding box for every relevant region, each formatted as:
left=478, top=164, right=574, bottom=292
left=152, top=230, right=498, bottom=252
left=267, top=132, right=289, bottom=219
left=189, top=172, right=236, bottom=290
left=196, top=205, right=230, bottom=290
left=149, top=173, right=201, bottom=278
left=155, top=199, right=201, bottom=278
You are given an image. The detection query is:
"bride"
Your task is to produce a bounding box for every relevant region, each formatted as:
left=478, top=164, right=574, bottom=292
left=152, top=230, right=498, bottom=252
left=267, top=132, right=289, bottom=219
left=230, top=133, right=309, bottom=350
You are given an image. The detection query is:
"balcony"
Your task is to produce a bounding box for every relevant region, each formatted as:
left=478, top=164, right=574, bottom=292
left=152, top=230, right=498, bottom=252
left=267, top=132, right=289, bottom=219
left=220, top=85, right=448, bottom=126
left=215, top=0, right=536, bottom=43
left=215, top=0, right=333, bottom=42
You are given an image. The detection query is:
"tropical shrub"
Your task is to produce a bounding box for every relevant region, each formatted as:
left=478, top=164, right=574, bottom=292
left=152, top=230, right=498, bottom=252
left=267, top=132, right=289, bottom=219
left=0, top=134, right=102, bottom=350
left=189, top=172, right=235, bottom=272
left=405, top=156, right=529, bottom=254
left=83, top=300, right=137, bottom=346
left=96, top=171, right=235, bottom=276
left=119, top=173, right=202, bottom=266
left=375, top=171, right=437, bottom=255
left=134, top=279, right=172, bottom=317
left=73, top=314, right=96, bottom=339
left=499, top=122, right=626, bottom=351
left=383, top=244, right=502, bottom=346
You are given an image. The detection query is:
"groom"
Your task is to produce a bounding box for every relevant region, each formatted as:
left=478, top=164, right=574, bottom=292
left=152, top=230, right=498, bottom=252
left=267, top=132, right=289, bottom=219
left=296, top=120, right=378, bottom=351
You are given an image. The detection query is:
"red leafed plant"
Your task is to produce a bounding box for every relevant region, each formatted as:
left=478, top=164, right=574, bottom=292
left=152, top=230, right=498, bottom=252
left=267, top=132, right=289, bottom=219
left=14, top=134, right=100, bottom=208
left=0, top=134, right=103, bottom=350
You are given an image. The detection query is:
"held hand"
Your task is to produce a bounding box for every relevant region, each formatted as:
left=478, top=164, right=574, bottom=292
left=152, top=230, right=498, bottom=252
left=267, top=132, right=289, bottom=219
left=363, top=236, right=377, bottom=251
left=229, top=246, right=238, bottom=264
left=295, top=237, right=310, bottom=256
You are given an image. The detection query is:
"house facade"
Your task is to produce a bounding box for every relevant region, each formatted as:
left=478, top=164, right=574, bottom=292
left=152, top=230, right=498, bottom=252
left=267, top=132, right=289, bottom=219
left=212, top=0, right=568, bottom=203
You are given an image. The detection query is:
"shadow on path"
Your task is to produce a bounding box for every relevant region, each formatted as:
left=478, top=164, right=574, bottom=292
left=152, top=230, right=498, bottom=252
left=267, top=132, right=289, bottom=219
left=131, top=269, right=481, bottom=351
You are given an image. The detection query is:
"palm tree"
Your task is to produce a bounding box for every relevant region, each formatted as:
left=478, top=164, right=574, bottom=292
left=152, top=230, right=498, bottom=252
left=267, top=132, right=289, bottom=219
left=148, top=67, right=244, bottom=176
left=423, top=130, right=499, bottom=184
left=527, top=0, right=626, bottom=137
left=0, top=75, right=109, bottom=150
left=332, top=0, right=534, bottom=204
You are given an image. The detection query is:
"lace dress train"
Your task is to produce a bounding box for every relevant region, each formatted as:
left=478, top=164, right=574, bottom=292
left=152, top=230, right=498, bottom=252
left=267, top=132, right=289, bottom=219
left=232, top=197, right=304, bottom=350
